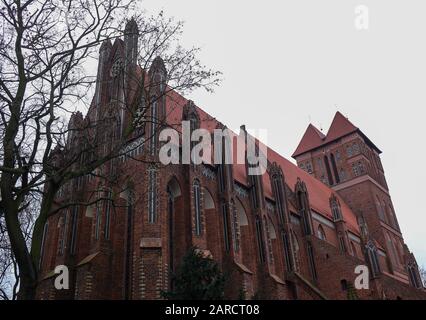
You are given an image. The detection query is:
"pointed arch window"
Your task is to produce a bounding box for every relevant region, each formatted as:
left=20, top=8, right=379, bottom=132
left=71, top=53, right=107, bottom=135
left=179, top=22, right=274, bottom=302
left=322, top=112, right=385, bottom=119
left=385, top=232, right=400, bottom=267
left=366, top=241, right=380, bottom=277
left=217, top=131, right=228, bottom=193
left=193, top=180, right=202, bottom=236
left=324, top=155, right=334, bottom=185
left=148, top=167, right=157, bottom=223
left=70, top=206, right=79, bottom=254
left=281, top=232, right=293, bottom=272
left=188, top=111, right=199, bottom=161
left=297, top=190, right=312, bottom=236
left=58, top=210, right=68, bottom=255
left=95, top=191, right=102, bottom=240
left=249, top=168, right=260, bottom=210
left=104, top=189, right=112, bottom=240
left=330, top=153, right=340, bottom=184
left=255, top=215, right=266, bottom=263
left=272, top=173, right=287, bottom=225
left=221, top=202, right=230, bottom=252
left=149, top=97, right=158, bottom=155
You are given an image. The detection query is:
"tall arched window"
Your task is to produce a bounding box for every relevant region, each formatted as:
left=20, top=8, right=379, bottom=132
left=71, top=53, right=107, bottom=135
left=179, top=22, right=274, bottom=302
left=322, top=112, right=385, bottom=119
left=148, top=166, right=157, bottom=223
left=104, top=189, right=112, bottom=240
left=272, top=173, right=287, bottom=225
left=366, top=241, right=380, bottom=277
left=221, top=202, right=230, bottom=252
left=317, top=225, right=326, bottom=240
left=324, top=155, right=334, bottom=185
left=385, top=232, right=400, bottom=267
left=249, top=170, right=260, bottom=210
left=330, top=153, right=340, bottom=184
left=58, top=210, right=68, bottom=255
left=193, top=180, right=202, bottom=236
left=296, top=180, right=313, bottom=236
left=255, top=215, right=266, bottom=263
left=281, top=231, right=293, bottom=272
left=272, top=174, right=287, bottom=224
left=70, top=206, right=79, bottom=255
left=149, top=98, right=158, bottom=155
left=94, top=191, right=102, bottom=240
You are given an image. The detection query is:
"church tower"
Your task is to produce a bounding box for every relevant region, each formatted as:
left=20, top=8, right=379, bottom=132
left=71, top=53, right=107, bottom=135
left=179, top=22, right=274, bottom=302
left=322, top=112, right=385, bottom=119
left=292, top=111, right=422, bottom=288
left=124, top=17, right=138, bottom=66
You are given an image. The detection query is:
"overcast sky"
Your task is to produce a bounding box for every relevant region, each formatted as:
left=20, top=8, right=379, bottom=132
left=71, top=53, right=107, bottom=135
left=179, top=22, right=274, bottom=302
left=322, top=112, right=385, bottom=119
left=138, top=0, right=426, bottom=266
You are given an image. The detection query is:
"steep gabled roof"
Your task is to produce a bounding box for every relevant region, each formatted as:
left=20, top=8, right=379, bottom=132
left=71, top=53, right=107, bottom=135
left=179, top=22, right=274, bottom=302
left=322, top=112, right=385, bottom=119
left=323, top=111, right=358, bottom=144
left=292, top=111, right=381, bottom=158
left=292, top=124, right=325, bottom=158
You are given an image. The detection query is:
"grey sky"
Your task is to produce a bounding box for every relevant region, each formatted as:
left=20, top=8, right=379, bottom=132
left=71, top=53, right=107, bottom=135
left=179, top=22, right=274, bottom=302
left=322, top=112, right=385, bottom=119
left=139, top=0, right=426, bottom=266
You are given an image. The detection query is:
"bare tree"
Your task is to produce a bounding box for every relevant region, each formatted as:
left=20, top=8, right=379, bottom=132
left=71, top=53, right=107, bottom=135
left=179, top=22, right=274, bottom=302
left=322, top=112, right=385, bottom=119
left=419, top=265, right=426, bottom=288
left=0, top=193, right=38, bottom=300
left=0, top=0, right=220, bottom=299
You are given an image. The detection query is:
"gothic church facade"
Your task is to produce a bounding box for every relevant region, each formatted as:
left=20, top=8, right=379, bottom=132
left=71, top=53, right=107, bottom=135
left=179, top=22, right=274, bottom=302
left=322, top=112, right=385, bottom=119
left=36, top=19, right=425, bottom=300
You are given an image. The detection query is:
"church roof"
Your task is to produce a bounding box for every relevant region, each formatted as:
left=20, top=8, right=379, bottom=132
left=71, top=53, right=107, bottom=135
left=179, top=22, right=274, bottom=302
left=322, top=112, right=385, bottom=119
left=292, top=124, right=326, bottom=158
left=292, top=111, right=381, bottom=158
left=163, top=90, right=361, bottom=235
left=325, top=111, right=358, bottom=143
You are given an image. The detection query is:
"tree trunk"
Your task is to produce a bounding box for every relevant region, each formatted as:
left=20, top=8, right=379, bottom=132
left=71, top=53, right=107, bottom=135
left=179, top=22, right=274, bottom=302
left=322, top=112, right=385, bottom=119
left=17, top=274, right=37, bottom=300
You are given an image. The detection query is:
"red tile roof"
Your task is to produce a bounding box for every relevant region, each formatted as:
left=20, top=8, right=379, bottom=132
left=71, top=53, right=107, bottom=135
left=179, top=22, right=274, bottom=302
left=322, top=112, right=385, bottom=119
left=324, top=111, right=358, bottom=144
left=292, top=124, right=326, bottom=158
left=292, top=111, right=379, bottom=158
left=164, top=91, right=360, bottom=235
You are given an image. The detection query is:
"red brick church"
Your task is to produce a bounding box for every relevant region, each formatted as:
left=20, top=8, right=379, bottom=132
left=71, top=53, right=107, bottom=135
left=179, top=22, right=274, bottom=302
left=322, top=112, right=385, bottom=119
left=36, top=19, right=425, bottom=300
